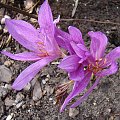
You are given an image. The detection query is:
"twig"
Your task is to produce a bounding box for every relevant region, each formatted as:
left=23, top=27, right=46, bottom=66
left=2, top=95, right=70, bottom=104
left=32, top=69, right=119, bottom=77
left=6, top=35, right=12, bottom=47
left=0, top=2, right=38, bottom=19
left=72, top=0, right=79, bottom=17
left=26, top=0, right=40, bottom=13
left=60, top=18, right=120, bottom=26
left=0, top=2, right=120, bottom=26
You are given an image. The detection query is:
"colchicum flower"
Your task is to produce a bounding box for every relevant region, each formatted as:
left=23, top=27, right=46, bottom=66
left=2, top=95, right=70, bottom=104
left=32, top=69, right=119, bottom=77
left=1, top=0, right=61, bottom=90
left=59, top=30, right=120, bottom=112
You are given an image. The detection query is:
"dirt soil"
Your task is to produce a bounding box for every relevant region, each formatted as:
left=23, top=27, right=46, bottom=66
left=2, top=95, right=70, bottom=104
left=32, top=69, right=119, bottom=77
left=0, top=0, right=120, bottom=120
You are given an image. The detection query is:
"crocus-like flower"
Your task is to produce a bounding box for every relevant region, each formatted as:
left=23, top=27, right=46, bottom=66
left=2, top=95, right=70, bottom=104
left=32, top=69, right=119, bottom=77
left=56, top=26, right=90, bottom=80
left=1, top=0, right=61, bottom=90
left=59, top=31, right=120, bottom=112
left=57, top=27, right=90, bottom=111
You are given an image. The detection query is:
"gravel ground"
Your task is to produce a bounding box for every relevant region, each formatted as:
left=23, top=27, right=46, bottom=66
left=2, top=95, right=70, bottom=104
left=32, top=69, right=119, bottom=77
left=0, top=0, right=120, bottom=120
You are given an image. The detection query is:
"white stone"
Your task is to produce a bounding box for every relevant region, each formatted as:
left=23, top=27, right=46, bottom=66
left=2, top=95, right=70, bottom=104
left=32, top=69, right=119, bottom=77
left=42, top=79, right=46, bottom=84
left=33, top=80, right=42, bottom=101
left=0, top=65, right=12, bottom=83
left=69, top=108, right=79, bottom=118
left=24, top=82, right=31, bottom=91
left=6, top=113, right=13, bottom=120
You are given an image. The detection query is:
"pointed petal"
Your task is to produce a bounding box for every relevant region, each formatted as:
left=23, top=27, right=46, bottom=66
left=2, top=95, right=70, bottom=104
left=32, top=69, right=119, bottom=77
left=58, top=55, right=80, bottom=72
left=97, top=62, right=118, bottom=77
left=68, top=26, right=84, bottom=44
left=60, top=71, right=92, bottom=112
left=44, top=35, right=60, bottom=56
left=12, top=56, right=55, bottom=90
left=70, top=41, right=89, bottom=59
left=5, top=19, right=39, bottom=52
left=88, top=31, right=108, bottom=60
left=55, top=27, right=73, bottom=53
left=1, top=51, right=41, bottom=61
left=105, top=47, right=120, bottom=66
left=38, top=0, right=54, bottom=34
left=69, top=65, right=84, bottom=81
left=71, top=78, right=100, bottom=108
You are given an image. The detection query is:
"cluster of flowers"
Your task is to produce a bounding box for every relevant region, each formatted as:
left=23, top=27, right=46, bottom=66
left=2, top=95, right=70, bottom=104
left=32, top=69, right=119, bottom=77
left=2, top=0, right=120, bottom=112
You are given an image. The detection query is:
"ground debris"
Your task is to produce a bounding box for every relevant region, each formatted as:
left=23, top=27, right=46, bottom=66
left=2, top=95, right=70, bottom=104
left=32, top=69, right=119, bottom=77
left=0, top=65, right=12, bottom=83
left=0, top=86, right=8, bottom=97
left=5, top=97, right=15, bottom=106
left=69, top=108, right=79, bottom=118
left=32, top=80, right=42, bottom=101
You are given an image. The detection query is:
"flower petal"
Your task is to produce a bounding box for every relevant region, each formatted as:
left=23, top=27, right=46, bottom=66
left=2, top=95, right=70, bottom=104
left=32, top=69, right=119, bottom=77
left=1, top=51, right=41, bottom=61
left=105, top=47, right=120, bottom=66
left=71, top=77, right=100, bottom=108
left=60, top=71, right=92, bottom=112
left=55, top=27, right=74, bottom=54
left=58, top=55, right=80, bottom=72
left=44, top=35, right=60, bottom=57
left=97, top=62, right=118, bottom=77
left=69, top=65, right=84, bottom=81
left=70, top=41, right=89, bottom=59
left=68, top=26, right=84, bottom=44
left=5, top=19, right=39, bottom=52
left=38, top=0, right=54, bottom=34
left=12, top=56, right=55, bottom=90
left=88, top=31, right=108, bottom=60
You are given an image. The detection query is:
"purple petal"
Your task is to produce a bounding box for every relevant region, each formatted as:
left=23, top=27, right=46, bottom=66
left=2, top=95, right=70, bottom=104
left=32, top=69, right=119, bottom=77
left=5, top=19, right=39, bottom=52
left=69, top=65, right=84, bottom=81
left=60, top=71, right=92, bottom=112
left=97, top=62, right=118, bottom=77
left=38, top=0, right=54, bottom=34
left=71, top=77, right=100, bottom=108
left=1, top=51, right=41, bottom=61
left=105, top=47, right=120, bottom=66
left=70, top=41, right=89, bottom=59
left=12, top=56, right=55, bottom=90
left=55, top=27, right=74, bottom=54
left=88, top=31, right=108, bottom=60
left=68, top=26, right=84, bottom=44
left=58, top=55, right=80, bottom=72
left=44, top=35, right=60, bottom=57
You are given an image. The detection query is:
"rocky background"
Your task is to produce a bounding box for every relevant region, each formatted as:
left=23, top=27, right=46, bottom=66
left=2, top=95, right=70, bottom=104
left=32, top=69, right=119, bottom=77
left=0, top=0, right=120, bottom=120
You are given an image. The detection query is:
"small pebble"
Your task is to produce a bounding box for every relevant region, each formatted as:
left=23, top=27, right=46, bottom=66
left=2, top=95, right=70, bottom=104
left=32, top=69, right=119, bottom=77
left=0, top=86, right=8, bottom=97
left=1, top=18, right=6, bottom=24
left=69, top=108, right=79, bottom=118
left=24, top=83, right=31, bottom=91
left=4, top=60, right=14, bottom=67
left=5, top=97, right=15, bottom=106
left=1, top=15, right=11, bottom=24
left=16, top=101, right=24, bottom=108
left=4, top=15, right=11, bottom=19
left=6, top=113, right=13, bottom=120
left=42, top=79, right=46, bottom=84
left=53, top=100, right=56, bottom=105
left=4, top=84, right=12, bottom=90
left=15, top=93, right=24, bottom=103
left=49, top=98, right=53, bottom=101
left=33, top=80, right=42, bottom=101
left=3, top=27, right=8, bottom=33
left=93, top=102, right=97, bottom=106
left=0, top=65, right=12, bottom=83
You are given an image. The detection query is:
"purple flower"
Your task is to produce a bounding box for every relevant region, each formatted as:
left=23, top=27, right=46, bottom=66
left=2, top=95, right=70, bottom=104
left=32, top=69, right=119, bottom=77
left=57, top=27, right=90, bottom=111
left=1, top=0, right=61, bottom=90
left=59, top=31, right=120, bottom=112
left=55, top=26, right=84, bottom=54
